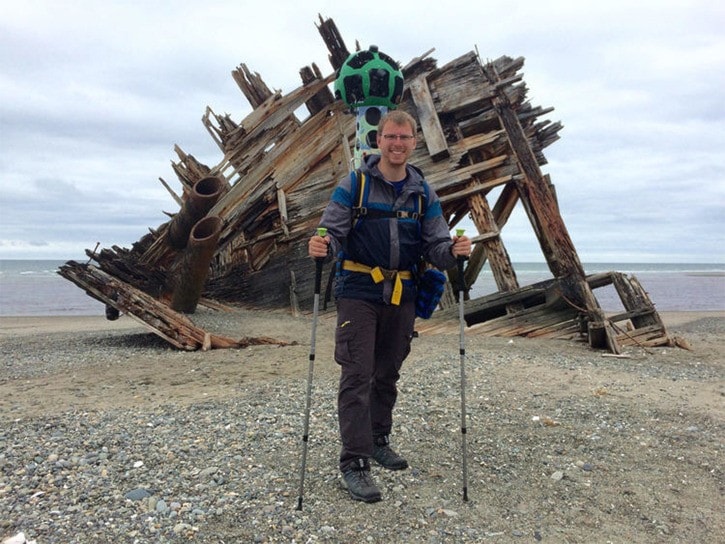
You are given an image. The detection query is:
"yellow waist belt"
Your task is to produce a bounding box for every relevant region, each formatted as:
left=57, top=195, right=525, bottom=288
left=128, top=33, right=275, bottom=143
left=341, top=260, right=413, bottom=305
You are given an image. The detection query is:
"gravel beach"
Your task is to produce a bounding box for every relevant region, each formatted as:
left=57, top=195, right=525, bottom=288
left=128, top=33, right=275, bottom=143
left=1, top=308, right=723, bottom=543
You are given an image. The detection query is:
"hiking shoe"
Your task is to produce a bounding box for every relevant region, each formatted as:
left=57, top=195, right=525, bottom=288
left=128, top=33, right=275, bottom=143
left=342, top=459, right=381, bottom=503
left=372, top=435, right=408, bottom=471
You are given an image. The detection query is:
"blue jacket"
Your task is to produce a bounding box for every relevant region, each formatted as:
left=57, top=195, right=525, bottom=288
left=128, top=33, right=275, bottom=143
left=319, top=154, right=456, bottom=304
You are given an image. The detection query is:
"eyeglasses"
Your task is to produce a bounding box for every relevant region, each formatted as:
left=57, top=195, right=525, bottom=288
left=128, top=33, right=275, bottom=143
left=381, top=134, right=415, bottom=141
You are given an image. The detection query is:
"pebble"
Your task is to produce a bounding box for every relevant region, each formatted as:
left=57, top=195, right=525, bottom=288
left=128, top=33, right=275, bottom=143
left=124, top=488, right=152, bottom=501
left=1, top=315, right=721, bottom=543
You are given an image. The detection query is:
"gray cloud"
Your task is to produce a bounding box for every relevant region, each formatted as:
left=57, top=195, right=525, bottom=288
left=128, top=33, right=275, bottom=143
left=1, top=0, right=723, bottom=263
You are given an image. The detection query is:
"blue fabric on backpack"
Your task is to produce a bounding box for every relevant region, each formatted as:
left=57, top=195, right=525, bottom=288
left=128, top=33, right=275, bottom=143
left=415, top=268, right=447, bottom=319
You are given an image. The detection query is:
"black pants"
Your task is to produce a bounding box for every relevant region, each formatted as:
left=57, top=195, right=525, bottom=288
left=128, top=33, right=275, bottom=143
left=334, top=298, right=416, bottom=471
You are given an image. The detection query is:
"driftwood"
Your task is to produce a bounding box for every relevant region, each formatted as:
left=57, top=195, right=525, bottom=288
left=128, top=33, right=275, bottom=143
left=57, top=15, right=673, bottom=353
left=59, top=261, right=237, bottom=350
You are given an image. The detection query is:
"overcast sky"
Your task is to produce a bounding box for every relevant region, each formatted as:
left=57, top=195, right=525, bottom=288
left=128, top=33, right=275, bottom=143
left=1, top=0, right=723, bottom=263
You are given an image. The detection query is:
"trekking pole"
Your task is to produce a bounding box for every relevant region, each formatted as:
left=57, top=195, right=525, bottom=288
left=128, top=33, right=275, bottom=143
left=296, top=227, right=327, bottom=511
left=455, top=228, right=470, bottom=502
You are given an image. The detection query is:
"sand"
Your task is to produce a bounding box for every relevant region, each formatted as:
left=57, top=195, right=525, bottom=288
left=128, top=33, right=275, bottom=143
left=0, top=309, right=721, bottom=418
left=0, top=309, right=723, bottom=542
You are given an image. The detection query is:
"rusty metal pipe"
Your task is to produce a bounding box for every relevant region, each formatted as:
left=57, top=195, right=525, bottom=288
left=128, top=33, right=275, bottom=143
left=170, top=215, right=223, bottom=313
left=167, top=176, right=226, bottom=250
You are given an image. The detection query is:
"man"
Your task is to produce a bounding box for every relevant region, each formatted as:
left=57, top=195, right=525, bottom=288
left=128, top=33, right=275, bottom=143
left=308, top=110, right=471, bottom=503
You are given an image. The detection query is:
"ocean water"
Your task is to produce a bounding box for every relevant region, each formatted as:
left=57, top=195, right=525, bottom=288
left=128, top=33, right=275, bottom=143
left=0, top=260, right=107, bottom=317
left=469, top=262, right=725, bottom=314
left=0, top=260, right=723, bottom=317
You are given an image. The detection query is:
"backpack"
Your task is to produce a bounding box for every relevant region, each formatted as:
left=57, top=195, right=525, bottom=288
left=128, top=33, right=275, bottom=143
left=331, top=169, right=444, bottom=318
left=323, top=169, right=429, bottom=308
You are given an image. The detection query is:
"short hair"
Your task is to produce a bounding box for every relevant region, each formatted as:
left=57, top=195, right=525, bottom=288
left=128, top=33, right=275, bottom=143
left=378, top=110, right=417, bottom=136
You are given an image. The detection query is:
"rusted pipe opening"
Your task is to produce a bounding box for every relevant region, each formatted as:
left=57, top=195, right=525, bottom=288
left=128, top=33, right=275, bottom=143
left=193, top=176, right=225, bottom=198
left=190, top=215, right=223, bottom=245
left=167, top=176, right=226, bottom=250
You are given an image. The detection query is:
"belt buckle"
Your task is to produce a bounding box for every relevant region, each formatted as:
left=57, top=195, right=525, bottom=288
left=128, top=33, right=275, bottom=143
left=380, top=268, right=396, bottom=280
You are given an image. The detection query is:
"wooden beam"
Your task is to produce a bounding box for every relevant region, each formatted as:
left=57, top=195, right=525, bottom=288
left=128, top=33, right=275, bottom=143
left=57, top=261, right=241, bottom=350
left=158, top=177, right=183, bottom=206
left=277, top=188, right=289, bottom=236
left=426, top=155, right=508, bottom=188
left=438, top=174, right=512, bottom=204
left=409, top=74, right=450, bottom=160
left=482, top=62, right=619, bottom=353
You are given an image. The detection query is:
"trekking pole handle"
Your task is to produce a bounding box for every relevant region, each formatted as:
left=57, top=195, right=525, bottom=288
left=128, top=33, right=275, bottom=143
left=454, top=229, right=467, bottom=292
left=457, top=257, right=467, bottom=293
left=314, top=228, right=327, bottom=295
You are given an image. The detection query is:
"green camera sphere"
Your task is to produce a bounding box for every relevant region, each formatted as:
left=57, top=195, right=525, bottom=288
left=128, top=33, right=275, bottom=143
left=334, top=46, right=404, bottom=109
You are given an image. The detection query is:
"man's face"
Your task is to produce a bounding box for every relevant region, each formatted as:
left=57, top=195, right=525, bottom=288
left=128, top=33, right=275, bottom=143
left=377, top=122, right=416, bottom=167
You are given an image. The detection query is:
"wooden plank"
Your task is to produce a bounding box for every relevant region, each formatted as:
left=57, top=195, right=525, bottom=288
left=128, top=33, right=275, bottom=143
left=277, top=189, right=289, bottom=236
left=586, top=272, right=615, bottom=289
left=438, top=174, right=512, bottom=205
left=465, top=303, right=579, bottom=338
left=426, top=155, right=508, bottom=188
left=409, top=74, right=450, bottom=160
left=424, top=51, right=496, bottom=116
left=58, top=262, right=230, bottom=350
left=607, top=307, right=656, bottom=323
left=611, top=272, right=667, bottom=332
left=615, top=324, right=674, bottom=348
left=469, top=231, right=500, bottom=244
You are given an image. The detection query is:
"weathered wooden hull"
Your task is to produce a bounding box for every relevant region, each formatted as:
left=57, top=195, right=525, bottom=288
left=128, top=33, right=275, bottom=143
left=58, top=16, right=672, bottom=352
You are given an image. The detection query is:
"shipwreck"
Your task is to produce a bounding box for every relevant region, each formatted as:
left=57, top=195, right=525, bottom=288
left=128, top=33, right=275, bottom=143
left=59, top=15, right=673, bottom=354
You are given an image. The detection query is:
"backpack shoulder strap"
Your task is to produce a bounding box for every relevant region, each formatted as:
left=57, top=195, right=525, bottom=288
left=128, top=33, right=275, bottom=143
left=351, top=169, right=369, bottom=229
left=420, top=180, right=429, bottom=217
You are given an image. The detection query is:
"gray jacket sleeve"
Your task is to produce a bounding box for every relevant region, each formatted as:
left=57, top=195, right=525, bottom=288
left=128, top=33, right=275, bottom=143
left=317, top=175, right=354, bottom=262
left=421, top=186, right=457, bottom=271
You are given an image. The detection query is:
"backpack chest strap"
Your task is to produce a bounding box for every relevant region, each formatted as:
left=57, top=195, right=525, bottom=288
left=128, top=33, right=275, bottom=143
left=353, top=207, right=421, bottom=220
